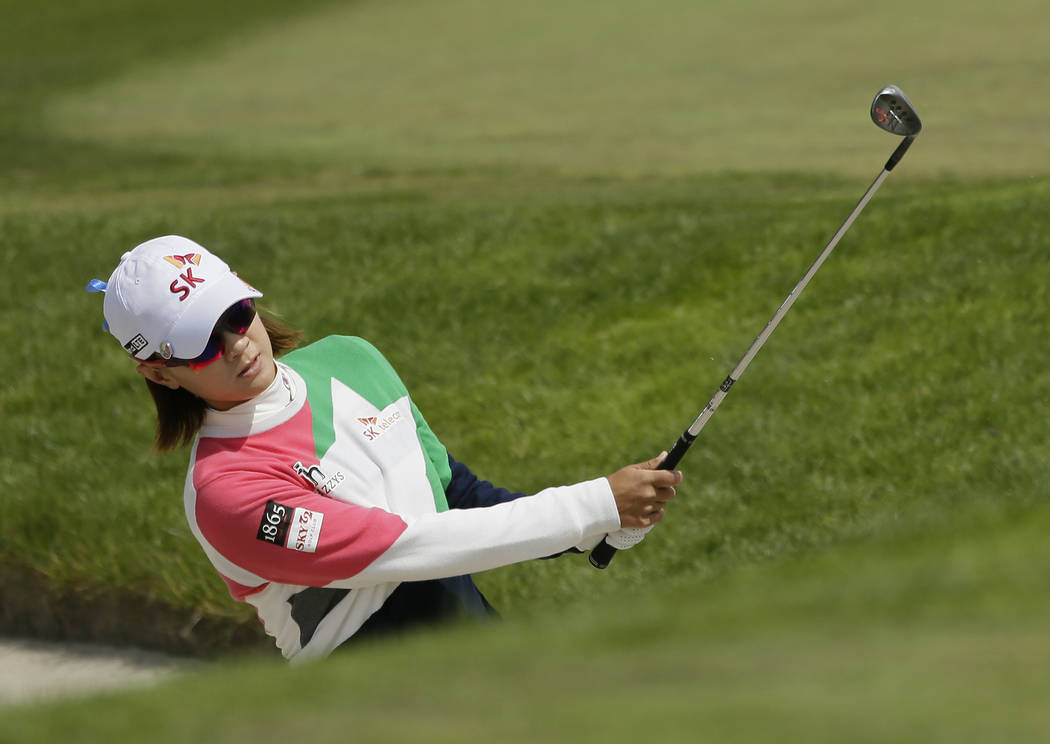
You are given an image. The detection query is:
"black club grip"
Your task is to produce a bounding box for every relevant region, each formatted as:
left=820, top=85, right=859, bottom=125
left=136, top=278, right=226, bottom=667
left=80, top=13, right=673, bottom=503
left=588, top=433, right=695, bottom=569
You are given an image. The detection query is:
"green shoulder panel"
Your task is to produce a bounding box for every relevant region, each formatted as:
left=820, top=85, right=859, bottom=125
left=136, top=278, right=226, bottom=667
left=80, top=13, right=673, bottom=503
left=283, top=336, right=451, bottom=511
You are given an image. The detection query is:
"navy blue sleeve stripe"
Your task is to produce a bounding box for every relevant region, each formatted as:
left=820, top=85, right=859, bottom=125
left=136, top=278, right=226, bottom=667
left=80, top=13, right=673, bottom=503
left=444, top=455, right=529, bottom=509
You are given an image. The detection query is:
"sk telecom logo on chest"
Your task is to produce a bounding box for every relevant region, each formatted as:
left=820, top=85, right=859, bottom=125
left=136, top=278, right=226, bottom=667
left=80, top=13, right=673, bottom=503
left=358, top=411, right=403, bottom=442
left=163, top=253, right=205, bottom=301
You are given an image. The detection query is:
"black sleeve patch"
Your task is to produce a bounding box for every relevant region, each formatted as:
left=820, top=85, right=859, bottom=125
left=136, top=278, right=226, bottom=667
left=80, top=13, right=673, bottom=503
left=257, top=500, right=292, bottom=548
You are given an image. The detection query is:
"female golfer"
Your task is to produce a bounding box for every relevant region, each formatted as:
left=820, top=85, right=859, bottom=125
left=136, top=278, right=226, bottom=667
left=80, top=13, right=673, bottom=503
left=89, top=235, right=680, bottom=663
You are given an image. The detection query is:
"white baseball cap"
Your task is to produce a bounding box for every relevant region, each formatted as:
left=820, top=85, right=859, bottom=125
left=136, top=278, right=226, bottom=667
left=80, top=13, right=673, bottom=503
left=89, top=235, right=263, bottom=361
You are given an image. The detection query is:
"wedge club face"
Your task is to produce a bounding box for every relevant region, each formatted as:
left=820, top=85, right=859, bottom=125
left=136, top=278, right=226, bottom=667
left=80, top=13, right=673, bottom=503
left=871, top=85, right=922, bottom=136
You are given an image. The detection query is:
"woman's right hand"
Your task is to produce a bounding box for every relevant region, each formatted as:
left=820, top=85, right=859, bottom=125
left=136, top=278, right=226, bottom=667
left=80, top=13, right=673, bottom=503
left=605, top=453, right=681, bottom=528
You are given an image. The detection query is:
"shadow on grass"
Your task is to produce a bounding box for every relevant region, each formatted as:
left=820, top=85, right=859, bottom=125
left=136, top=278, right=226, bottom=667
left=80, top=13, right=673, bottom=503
left=0, top=564, right=268, bottom=659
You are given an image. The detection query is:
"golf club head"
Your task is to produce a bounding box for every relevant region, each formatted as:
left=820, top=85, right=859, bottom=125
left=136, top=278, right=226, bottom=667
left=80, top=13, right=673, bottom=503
left=871, top=85, right=922, bottom=136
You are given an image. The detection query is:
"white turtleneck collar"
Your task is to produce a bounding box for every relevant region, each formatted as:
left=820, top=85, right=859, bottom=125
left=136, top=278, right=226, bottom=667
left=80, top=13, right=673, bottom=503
left=199, top=362, right=308, bottom=439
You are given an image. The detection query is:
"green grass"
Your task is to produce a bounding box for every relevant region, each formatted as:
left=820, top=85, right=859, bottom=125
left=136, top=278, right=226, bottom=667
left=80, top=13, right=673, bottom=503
left=38, top=0, right=1050, bottom=179
left=6, top=174, right=1047, bottom=638
left=5, top=507, right=1050, bottom=742
left=1, top=0, right=1048, bottom=739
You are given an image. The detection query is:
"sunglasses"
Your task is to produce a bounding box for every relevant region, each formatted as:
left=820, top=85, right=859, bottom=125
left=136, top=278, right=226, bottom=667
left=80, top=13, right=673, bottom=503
left=146, top=298, right=257, bottom=370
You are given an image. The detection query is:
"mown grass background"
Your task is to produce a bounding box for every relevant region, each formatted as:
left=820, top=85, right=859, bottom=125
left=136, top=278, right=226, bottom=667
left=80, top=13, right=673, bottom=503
left=1, top=0, right=1048, bottom=741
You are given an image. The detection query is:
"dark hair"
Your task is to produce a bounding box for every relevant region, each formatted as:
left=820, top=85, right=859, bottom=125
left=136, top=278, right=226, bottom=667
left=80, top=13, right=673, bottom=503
left=146, top=312, right=304, bottom=451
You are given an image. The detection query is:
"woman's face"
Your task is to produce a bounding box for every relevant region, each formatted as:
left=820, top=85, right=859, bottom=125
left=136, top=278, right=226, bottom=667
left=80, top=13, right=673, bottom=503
left=137, top=313, right=277, bottom=410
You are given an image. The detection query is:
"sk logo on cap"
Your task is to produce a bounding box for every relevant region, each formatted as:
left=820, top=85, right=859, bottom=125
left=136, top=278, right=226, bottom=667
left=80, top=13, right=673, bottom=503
left=165, top=253, right=206, bottom=302
left=163, top=253, right=202, bottom=268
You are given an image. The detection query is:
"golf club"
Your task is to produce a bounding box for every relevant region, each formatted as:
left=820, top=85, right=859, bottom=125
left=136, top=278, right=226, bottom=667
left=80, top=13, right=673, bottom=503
left=590, top=84, right=922, bottom=569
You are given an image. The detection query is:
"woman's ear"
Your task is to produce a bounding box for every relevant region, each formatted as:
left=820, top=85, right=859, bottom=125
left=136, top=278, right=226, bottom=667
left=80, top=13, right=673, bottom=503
left=135, top=363, right=181, bottom=390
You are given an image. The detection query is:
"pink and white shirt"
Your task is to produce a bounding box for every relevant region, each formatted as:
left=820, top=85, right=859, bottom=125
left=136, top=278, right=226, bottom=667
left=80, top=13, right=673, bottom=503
left=183, top=336, right=620, bottom=662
